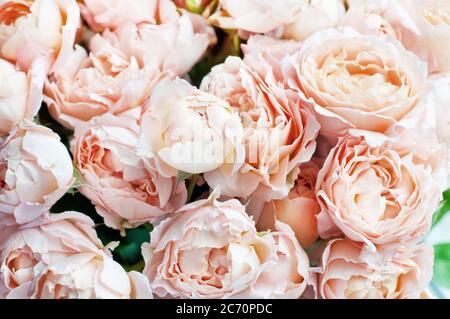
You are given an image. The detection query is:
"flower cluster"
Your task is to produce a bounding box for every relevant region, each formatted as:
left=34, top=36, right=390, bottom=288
left=0, top=0, right=448, bottom=299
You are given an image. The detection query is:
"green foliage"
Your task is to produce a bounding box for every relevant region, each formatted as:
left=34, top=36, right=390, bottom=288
left=433, top=243, right=450, bottom=289
left=433, top=189, right=450, bottom=228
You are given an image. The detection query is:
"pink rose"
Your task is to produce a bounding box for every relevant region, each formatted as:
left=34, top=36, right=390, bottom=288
left=0, top=57, right=46, bottom=135
left=0, top=211, right=152, bottom=299
left=252, top=221, right=310, bottom=298
left=139, top=78, right=244, bottom=176
left=343, top=0, right=450, bottom=74
left=257, top=162, right=320, bottom=248
left=283, top=0, right=346, bottom=41
left=316, top=128, right=445, bottom=251
left=208, top=0, right=304, bottom=35
left=79, top=0, right=156, bottom=32
left=142, top=191, right=309, bottom=299
left=71, top=107, right=187, bottom=234
left=201, top=52, right=320, bottom=201
left=45, top=34, right=164, bottom=129
left=283, top=28, right=427, bottom=140
left=340, top=0, right=412, bottom=39
left=0, top=121, right=73, bottom=226
left=95, top=0, right=215, bottom=77
left=316, top=238, right=433, bottom=299
left=0, top=0, right=81, bottom=72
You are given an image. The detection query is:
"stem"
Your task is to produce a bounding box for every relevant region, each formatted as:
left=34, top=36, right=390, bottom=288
left=186, top=175, right=199, bottom=203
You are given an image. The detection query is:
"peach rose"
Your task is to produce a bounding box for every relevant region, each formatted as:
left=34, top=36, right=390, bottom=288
left=426, top=75, right=450, bottom=187
left=0, top=0, right=81, bottom=72
left=251, top=221, right=310, bottom=298
left=71, top=107, right=187, bottom=234
left=283, top=0, right=346, bottom=41
left=79, top=0, right=156, bottom=32
left=201, top=54, right=320, bottom=201
left=0, top=211, right=152, bottom=299
left=340, top=0, right=412, bottom=39
left=142, top=190, right=309, bottom=299
left=96, top=0, right=215, bottom=77
left=316, top=238, right=433, bottom=299
left=0, top=121, right=73, bottom=226
left=209, top=0, right=344, bottom=40
left=138, top=78, right=244, bottom=176
left=0, top=57, right=45, bottom=135
left=45, top=34, right=164, bottom=129
left=283, top=28, right=427, bottom=140
left=344, top=0, right=450, bottom=74
left=316, top=128, right=445, bottom=251
left=257, top=162, right=320, bottom=248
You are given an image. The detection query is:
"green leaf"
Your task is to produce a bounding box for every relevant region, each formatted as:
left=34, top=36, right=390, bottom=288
left=176, top=171, right=192, bottom=187
left=113, top=226, right=151, bottom=266
left=433, top=189, right=450, bottom=228
left=433, top=243, right=450, bottom=289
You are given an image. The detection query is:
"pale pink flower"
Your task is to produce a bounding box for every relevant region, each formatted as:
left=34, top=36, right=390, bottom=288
left=0, top=211, right=152, bottom=299
left=257, top=162, right=320, bottom=248
left=344, top=0, right=450, bottom=74
left=0, top=57, right=46, bottom=135
left=201, top=52, right=320, bottom=201
left=316, top=128, right=446, bottom=251
left=79, top=0, right=156, bottom=32
left=96, top=0, right=215, bottom=77
left=283, top=28, right=428, bottom=141
left=0, top=121, right=73, bottom=226
left=138, top=78, right=244, bottom=176
left=0, top=0, right=81, bottom=72
left=45, top=34, right=164, bottom=129
left=142, top=191, right=309, bottom=299
left=71, top=107, right=187, bottom=234
left=316, top=238, right=433, bottom=299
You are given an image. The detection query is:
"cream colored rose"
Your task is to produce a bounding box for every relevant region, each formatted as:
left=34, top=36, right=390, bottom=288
left=201, top=51, right=320, bottom=201
left=257, top=162, right=320, bottom=248
left=316, top=238, right=433, bottom=299
left=142, top=191, right=309, bottom=299
left=0, top=0, right=81, bottom=72
left=316, top=128, right=446, bottom=250
left=0, top=212, right=152, bottom=299
left=0, top=57, right=45, bottom=135
left=71, top=107, right=187, bottom=234
left=344, top=0, right=450, bottom=74
left=0, top=121, right=73, bottom=225
left=208, top=0, right=304, bottom=34
left=79, top=0, right=156, bottom=32
left=45, top=34, right=164, bottom=129
left=139, top=78, right=244, bottom=177
left=283, top=0, right=346, bottom=41
left=96, top=0, right=215, bottom=77
left=284, top=27, right=427, bottom=140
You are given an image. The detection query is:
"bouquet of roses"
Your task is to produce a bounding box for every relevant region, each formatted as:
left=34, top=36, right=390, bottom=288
left=0, top=0, right=449, bottom=299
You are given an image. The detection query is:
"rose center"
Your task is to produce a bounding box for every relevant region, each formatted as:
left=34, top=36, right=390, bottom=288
left=0, top=1, right=31, bottom=26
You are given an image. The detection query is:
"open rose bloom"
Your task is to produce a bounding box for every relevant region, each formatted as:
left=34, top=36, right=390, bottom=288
left=0, top=0, right=448, bottom=300
left=0, top=0, right=81, bottom=72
